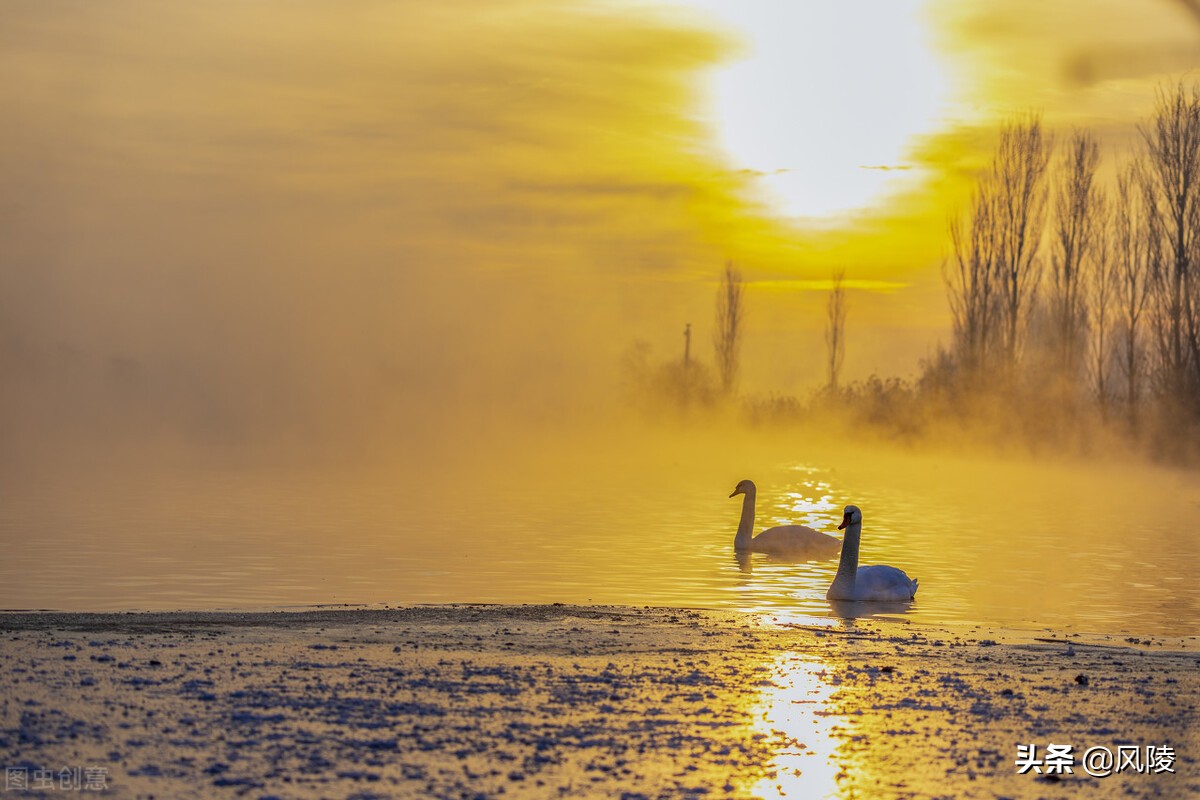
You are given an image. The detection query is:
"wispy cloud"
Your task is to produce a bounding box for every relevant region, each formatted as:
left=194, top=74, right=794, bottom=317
left=750, top=279, right=911, bottom=294
left=0, top=0, right=766, bottom=443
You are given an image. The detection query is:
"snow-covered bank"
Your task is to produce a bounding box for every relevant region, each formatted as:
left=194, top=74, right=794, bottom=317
left=2, top=605, right=1197, bottom=798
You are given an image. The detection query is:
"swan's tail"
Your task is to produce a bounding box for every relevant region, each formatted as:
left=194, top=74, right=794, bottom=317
left=910, top=578, right=919, bottom=599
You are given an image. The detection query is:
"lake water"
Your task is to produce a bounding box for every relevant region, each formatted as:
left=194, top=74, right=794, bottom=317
left=3, top=431, right=1199, bottom=637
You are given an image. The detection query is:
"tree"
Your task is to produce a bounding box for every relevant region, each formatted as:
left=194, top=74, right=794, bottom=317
left=1050, top=130, right=1103, bottom=378
left=825, top=269, right=848, bottom=391
left=945, top=114, right=1051, bottom=379
left=1113, top=158, right=1156, bottom=422
left=1141, top=82, right=1200, bottom=402
left=713, top=262, right=744, bottom=395
left=1087, top=214, right=1116, bottom=410
left=945, top=183, right=1000, bottom=375
left=993, top=115, right=1053, bottom=369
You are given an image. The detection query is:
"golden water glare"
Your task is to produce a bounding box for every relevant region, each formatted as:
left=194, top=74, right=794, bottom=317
left=747, top=653, right=842, bottom=799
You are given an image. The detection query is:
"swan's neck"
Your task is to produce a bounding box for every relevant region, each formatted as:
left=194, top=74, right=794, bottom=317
left=734, top=489, right=756, bottom=550
left=831, top=522, right=861, bottom=593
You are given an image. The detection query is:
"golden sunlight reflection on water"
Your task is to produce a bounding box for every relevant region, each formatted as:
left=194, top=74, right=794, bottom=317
left=747, top=653, right=840, bottom=800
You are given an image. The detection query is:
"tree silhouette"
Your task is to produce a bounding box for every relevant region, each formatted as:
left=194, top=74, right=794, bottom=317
left=825, top=269, right=847, bottom=391
left=1051, top=130, right=1104, bottom=379
left=994, top=115, right=1053, bottom=369
left=1141, top=82, right=1200, bottom=404
left=1113, top=158, right=1156, bottom=423
left=713, top=262, right=744, bottom=396
left=946, top=115, right=1050, bottom=378
left=1087, top=208, right=1116, bottom=410
left=946, top=175, right=1001, bottom=375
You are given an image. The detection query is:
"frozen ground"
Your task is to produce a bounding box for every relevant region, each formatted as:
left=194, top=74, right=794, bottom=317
left=1, top=605, right=1198, bottom=799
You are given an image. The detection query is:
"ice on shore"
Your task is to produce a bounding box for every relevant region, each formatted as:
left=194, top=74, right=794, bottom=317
left=1, top=606, right=1198, bottom=798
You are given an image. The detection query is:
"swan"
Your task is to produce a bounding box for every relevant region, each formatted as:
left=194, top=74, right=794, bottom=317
left=729, top=479, right=841, bottom=557
left=826, top=505, right=918, bottom=602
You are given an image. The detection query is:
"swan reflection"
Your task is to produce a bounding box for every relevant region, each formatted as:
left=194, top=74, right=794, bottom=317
left=827, top=598, right=915, bottom=621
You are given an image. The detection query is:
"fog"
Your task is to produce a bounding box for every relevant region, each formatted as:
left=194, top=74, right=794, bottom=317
left=0, top=0, right=718, bottom=469
left=0, top=0, right=965, bottom=481
left=5, top=1, right=1200, bottom=633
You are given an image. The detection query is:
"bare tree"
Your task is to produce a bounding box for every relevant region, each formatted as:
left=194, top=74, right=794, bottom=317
left=993, top=115, right=1053, bottom=368
left=825, top=269, right=848, bottom=391
left=1051, top=130, right=1103, bottom=377
left=1113, top=158, right=1156, bottom=422
left=945, top=185, right=1000, bottom=374
left=1088, top=218, right=1117, bottom=410
left=713, top=262, right=744, bottom=395
left=1141, top=82, right=1200, bottom=400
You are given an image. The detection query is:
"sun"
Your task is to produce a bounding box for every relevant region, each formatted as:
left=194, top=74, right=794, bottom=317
left=675, top=0, right=951, bottom=220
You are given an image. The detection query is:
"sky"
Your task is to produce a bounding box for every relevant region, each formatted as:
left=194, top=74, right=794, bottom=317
left=3, top=0, right=1200, bottom=457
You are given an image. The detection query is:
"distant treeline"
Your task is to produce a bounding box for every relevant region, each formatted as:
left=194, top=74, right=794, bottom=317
left=626, top=82, right=1200, bottom=463
left=920, top=82, right=1200, bottom=458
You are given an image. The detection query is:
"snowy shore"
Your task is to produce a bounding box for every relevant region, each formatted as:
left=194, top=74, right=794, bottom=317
left=2, top=605, right=1198, bottom=799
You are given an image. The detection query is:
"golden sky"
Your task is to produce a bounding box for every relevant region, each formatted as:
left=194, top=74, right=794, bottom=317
left=3, top=0, right=1200, bottom=444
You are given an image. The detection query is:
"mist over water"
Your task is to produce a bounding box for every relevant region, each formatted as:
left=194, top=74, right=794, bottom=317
left=4, top=0, right=1200, bottom=643
left=3, top=427, right=1198, bottom=638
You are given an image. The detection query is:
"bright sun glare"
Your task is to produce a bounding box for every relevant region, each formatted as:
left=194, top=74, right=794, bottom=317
left=749, top=653, right=840, bottom=799
left=675, top=0, right=950, bottom=220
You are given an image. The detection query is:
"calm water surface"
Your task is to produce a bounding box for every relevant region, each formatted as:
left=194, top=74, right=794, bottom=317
left=3, top=439, right=1198, bottom=637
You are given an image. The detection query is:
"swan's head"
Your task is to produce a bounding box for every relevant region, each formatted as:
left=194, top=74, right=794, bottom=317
left=729, top=479, right=756, bottom=498
left=838, top=505, right=862, bottom=530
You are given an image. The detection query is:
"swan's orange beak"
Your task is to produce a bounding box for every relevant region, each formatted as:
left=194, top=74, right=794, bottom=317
left=837, top=514, right=849, bottom=530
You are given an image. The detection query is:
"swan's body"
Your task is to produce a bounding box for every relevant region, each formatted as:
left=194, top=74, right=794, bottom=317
left=826, top=505, right=917, bottom=602
left=729, top=480, right=841, bottom=557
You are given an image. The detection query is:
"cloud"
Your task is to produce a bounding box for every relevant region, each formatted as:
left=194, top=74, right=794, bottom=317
left=9, top=0, right=1189, bottom=455
left=0, top=0, right=766, bottom=453
left=926, top=0, right=1200, bottom=122
left=750, top=279, right=911, bottom=294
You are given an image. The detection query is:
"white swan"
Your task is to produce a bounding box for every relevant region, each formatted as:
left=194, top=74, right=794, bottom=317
left=826, top=505, right=918, bottom=602
left=729, top=479, right=841, bottom=557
